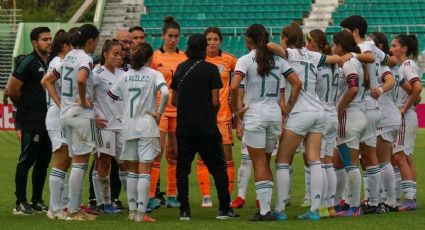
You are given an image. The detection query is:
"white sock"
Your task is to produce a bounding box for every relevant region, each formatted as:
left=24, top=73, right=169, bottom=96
left=346, top=166, right=361, bottom=207
left=137, top=174, right=151, bottom=213
left=320, top=165, right=328, bottom=208
left=362, top=173, right=369, bottom=202
left=366, top=166, right=381, bottom=206
left=68, top=163, right=88, bottom=213
left=97, top=176, right=111, bottom=205
left=413, top=181, right=417, bottom=199
left=237, top=158, right=252, bottom=199
left=394, top=167, right=402, bottom=202
left=275, top=163, right=290, bottom=212
left=335, top=168, right=347, bottom=205
left=255, top=181, right=273, bottom=215
left=92, top=171, right=102, bottom=205
left=119, top=171, right=128, bottom=192
left=401, top=180, right=415, bottom=200
left=309, top=161, right=323, bottom=212
left=325, top=164, right=337, bottom=207
left=49, top=168, right=66, bottom=212
left=288, top=166, right=293, bottom=201
left=380, top=162, right=396, bottom=207
left=127, top=172, right=138, bottom=211
left=61, top=173, right=69, bottom=209
left=304, top=165, right=311, bottom=201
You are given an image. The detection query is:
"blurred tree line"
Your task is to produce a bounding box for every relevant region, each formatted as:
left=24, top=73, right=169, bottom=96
left=1, top=0, right=94, bottom=22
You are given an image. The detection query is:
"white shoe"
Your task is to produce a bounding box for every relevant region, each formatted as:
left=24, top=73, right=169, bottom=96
left=201, top=196, right=213, bottom=208
left=128, top=210, right=137, bottom=221
left=47, top=210, right=67, bottom=220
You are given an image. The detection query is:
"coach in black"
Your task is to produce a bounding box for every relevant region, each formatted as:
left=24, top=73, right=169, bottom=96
left=171, top=34, right=239, bottom=220
left=7, top=27, right=52, bottom=215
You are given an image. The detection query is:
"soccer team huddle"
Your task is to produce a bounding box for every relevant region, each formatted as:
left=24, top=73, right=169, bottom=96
left=15, top=13, right=422, bottom=222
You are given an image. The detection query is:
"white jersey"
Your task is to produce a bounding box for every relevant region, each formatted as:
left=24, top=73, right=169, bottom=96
left=108, top=67, right=167, bottom=140
left=398, top=59, right=421, bottom=110
left=285, top=47, right=325, bottom=113
left=336, top=58, right=365, bottom=109
left=316, top=64, right=339, bottom=110
left=53, top=49, right=95, bottom=119
left=358, top=40, right=388, bottom=109
left=392, top=66, right=405, bottom=108
left=46, top=56, right=63, bottom=130
left=377, top=65, right=401, bottom=127
left=93, top=66, right=125, bottom=130
left=234, top=49, right=293, bottom=122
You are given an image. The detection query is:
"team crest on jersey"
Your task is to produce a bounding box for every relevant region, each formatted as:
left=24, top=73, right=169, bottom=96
left=106, top=142, right=111, bottom=149
left=217, top=64, right=224, bottom=73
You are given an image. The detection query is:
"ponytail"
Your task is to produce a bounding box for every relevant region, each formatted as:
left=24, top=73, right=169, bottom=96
left=71, top=24, right=99, bottom=48
left=307, top=29, right=332, bottom=55
left=281, top=22, right=303, bottom=49
left=246, top=24, right=274, bottom=77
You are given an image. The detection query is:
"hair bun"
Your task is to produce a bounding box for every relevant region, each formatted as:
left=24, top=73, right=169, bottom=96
left=164, top=16, right=174, bottom=23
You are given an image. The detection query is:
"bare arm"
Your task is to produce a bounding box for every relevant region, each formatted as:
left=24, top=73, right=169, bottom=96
left=401, top=81, right=422, bottom=114
left=212, top=88, right=220, bottom=117
left=6, top=77, right=23, bottom=103
left=77, top=69, right=90, bottom=108
left=267, top=42, right=287, bottom=58
left=41, top=71, right=61, bottom=107
left=337, top=87, right=359, bottom=122
left=283, top=72, right=301, bottom=116
left=230, top=73, right=244, bottom=114
left=371, top=73, right=395, bottom=99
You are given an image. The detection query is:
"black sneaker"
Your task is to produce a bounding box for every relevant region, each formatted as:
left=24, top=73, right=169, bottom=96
left=362, top=204, right=378, bottom=214
left=13, top=202, right=34, bottom=215
left=31, top=201, right=48, bottom=212
left=216, top=208, right=240, bottom=219
left=249, top=211, right=276, bottom=221
left=88, top=199, right=97, bottom=210
left=156, top=192, right=166, bottom=206
left=180, top=210, right=191, bottom=221
left=112, top=199, right=124, bottom=210
left=376, top=203, right=398, bottom=213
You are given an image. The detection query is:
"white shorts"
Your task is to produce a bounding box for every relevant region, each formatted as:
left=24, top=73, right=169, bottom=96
left=121, top=137, right=160, bottom=162
left=320, top=112, right=338, bottom=158
left=61, top=117, right=96, bottom=156
left=96, top=129, right=123, bottom=159
left=377, top=125, right=399, bottom=143
left=393, top=109, right=418, bottom=155
left=243, top=120, right=281, bottom=153
left=360, top=108, right=382, bottom=147
left=285, top=110, right=325, bottom=137
left=48, top=130, right=67, bottom=152
left=337, top=107, right=367, bottom=150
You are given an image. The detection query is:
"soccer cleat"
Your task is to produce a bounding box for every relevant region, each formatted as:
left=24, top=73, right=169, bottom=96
left=230, top=196, right=245, bottom=209
left=249, top=211, right=276, bottom=221
left=166, top=197, right=181, bottom=208
left=335, top=201, right=350, bottom=212
left=148, top=198, right=161, bottom=210
left=156, top=192, right=166, bottom=206
left=65, top=210, right=97, bottom=221
left=99, top=203, right=122, bottom=214
left=319, top=207, right=330, bottom=218
left=202, top=196, right=213, bottom=208
left=376, top=203, right=399, bottom=214
left=399, top=199, right=417, bottom=211
left=180, top=210, right=191, bottom=221
left=135, top=213, right=156, bottom=222
left=47, top=210, right=67, bottom=220
left=297, top=210, right=320, bottom=221
left=336, top=207, right=363, bottom=217
left=328, top=207, right=336, bottom=218
left=13, top=202, right=34, bottom=215
left=272, top=210, right=287, bottom=221
left=80, top=205, right=100, bottom=215
left=88, top=199, right=97, bottom=210
left=31, top=201, right=48, bottom=212
left=128, top=210, right=137, bottom=221
left=300, top=198, right=311, bottom=207
left=216, top=209, right=240, bottom=219
left=112, top=199, right=124, bottom=210
left=362, top=204, right=378, bottom=214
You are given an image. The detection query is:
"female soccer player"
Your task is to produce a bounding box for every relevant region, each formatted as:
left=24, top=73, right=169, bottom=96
left=42, top=30, right=72, bottom=219
left=106, top=43, right=169, bottom=222
left=149, top=16, right=187, bottom=209
left=390, top=34, right=421, bottom=211
left=196, top=27, right=237, bottom=208
left=47, top=24, right=99, bottom=220
left=231, top=24, right=301, bottom=221
left=92, top=39, right=125, bottom=214
left=305, top=29, right=339, bottom=218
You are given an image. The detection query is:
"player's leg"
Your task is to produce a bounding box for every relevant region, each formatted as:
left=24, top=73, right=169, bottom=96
left=166, top=116, right=179, bottom=208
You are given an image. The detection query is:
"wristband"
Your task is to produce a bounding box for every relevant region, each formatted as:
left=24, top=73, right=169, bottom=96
left=377, top=87, right=384, bottom=94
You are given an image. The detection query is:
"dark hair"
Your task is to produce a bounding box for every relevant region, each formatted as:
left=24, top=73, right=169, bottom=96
left=186, top=34, right=207, bottom=60
left=333, top=30, right=369, bottom=89
left=100, top=39, right=123, bottom=65
left=71, top=24, right=99, bottom=48
left=162, top=16, right=180, bottom=35
left=246, top=24, right=274, bottom=77
left=30, top=27, right=50, bottom=41
left=131, top=43, right=153, bottom=70
left=340, top=15, right=368, bottom=38
left=50, top=30, right=72, bottom=58
left=281, top=22, right=304, bottom=49
left=306, top=29, right=332, bottom=55
left=68, top=27, right=79, bottom=34
left=369, top=32, right=389, bottom=54
left=204, top=27, right=223, bottom=41
left=129, top=26, right=144, bottom=33
left=395, top=34, right=419, bottom=60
